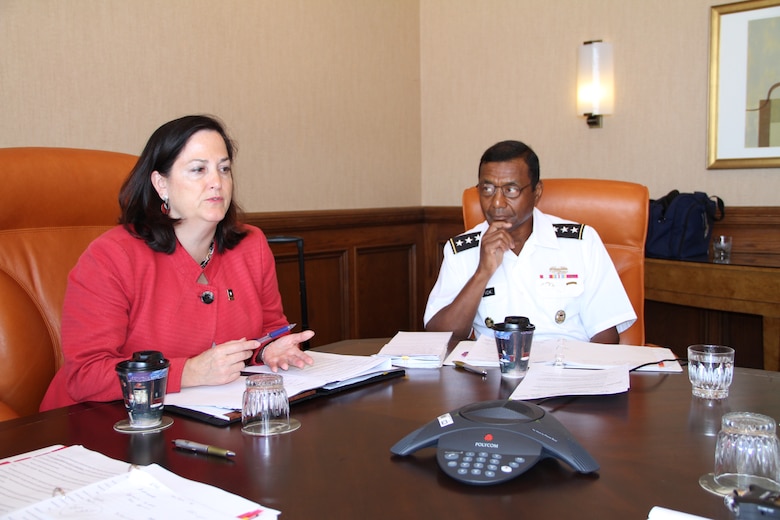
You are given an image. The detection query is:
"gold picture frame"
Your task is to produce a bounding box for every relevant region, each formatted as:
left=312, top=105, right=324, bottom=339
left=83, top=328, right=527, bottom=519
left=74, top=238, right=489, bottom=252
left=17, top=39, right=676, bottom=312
left=708, top=0, right=780, bottom=169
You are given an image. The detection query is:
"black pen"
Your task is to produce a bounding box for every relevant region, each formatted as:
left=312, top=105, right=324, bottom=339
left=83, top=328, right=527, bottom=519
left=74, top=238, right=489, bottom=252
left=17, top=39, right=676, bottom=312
left=172, top=439, right=235, bottom=459
left=453, top=360, right=488, bottom=377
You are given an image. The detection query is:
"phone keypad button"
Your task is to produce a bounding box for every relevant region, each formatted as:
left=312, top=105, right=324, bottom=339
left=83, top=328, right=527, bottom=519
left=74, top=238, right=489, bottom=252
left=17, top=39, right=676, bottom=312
left=439, top=447, right=539, bottom=485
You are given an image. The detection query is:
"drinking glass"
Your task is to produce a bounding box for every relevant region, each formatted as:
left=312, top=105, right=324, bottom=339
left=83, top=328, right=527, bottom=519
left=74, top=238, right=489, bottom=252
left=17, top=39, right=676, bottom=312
left=241, top=374, right=300, bottom=436
left=713, top=235, right=732, bottom=264
left=700, top=412, right=780, bottom=496
left=687, top=344, right=734, bottom=399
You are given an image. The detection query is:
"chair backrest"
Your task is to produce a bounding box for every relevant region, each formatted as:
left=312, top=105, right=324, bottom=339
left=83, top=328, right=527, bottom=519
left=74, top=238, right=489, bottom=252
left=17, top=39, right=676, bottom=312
left=0, top=147, right=137, bottom=419
left=462, top=178, right=649, bottom=345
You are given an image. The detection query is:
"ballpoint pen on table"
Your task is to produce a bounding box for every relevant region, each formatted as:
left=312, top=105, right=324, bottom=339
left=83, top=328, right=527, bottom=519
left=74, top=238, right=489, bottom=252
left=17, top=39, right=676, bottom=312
left=172, top=439, right=236, bottom=459
left=453, top=360, right=488, bottom=377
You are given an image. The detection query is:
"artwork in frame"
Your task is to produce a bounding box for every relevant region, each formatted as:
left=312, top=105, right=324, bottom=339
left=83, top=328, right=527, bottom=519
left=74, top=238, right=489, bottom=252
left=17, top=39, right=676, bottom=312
left=708, top=0, right=780, bottom=169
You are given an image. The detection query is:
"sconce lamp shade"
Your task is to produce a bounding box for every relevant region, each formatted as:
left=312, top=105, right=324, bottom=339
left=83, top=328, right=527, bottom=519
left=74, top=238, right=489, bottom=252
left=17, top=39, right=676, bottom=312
left=577, top=41, right=614, bottom=117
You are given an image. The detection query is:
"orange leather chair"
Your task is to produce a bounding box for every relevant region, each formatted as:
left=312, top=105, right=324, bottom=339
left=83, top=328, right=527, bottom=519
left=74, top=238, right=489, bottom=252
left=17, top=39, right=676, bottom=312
left=0, top=147, right=137, bottom=420
left=462, top=178, right=649, bottom=345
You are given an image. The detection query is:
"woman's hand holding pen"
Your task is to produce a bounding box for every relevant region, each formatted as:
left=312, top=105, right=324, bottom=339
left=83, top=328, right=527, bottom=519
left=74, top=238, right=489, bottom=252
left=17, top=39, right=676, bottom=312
left=261, top=330, right=315, bottom=372
left=182, top=338, right=257, bottom=387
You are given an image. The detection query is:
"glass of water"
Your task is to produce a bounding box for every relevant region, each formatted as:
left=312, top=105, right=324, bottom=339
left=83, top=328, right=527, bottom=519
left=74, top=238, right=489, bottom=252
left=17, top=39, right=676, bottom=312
left=687, top=344, right=734, bottom=399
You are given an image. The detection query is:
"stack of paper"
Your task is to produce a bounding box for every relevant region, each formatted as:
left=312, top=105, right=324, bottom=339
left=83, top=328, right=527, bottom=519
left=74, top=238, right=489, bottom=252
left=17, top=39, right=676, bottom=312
left=442, top=335, right=683, bottom=400
left=377, top=331, right=451, bottom=368
left=508, top=338, right=683, bottom=401
left=509, top=364, right=631, bottom=401
left=0, top=445, right=277, bottom=519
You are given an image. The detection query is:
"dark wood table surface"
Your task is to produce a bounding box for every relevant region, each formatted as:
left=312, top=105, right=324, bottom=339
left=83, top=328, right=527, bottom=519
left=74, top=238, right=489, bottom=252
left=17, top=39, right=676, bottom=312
left=1, top=338, right=777, bottom=519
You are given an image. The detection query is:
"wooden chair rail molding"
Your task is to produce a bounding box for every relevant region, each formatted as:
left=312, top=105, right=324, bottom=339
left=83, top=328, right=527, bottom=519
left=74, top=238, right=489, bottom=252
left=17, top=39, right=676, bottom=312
left=245, top=205, right=779, bottom=369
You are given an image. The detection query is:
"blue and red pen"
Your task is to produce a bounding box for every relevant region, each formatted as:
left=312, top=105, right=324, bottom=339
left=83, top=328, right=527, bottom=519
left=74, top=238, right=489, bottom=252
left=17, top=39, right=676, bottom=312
left=255, top=323, right=296, bottom=345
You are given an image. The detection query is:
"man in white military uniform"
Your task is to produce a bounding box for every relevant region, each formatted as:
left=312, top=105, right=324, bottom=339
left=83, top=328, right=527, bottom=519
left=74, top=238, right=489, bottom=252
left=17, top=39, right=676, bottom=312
left=424, top=140, right=636, bottom=344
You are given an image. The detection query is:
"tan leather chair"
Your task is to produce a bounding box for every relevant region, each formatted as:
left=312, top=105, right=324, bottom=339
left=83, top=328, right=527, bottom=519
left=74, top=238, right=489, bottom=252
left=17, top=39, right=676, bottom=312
left=0, top=147, right=137, bottom=420
left=462, top=178, right=649, bottom=345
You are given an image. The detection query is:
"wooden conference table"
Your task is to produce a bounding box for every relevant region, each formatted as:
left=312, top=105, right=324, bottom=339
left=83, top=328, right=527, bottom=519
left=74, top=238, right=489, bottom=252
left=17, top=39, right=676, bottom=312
left=1, top=338, right=778, bottom=519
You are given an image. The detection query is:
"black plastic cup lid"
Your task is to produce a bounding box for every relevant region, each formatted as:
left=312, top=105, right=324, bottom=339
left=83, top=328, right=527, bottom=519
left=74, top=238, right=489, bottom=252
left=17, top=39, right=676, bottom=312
left=494, top=316, right=535, bottom=332
left=116, top=350, right=170, bottom=372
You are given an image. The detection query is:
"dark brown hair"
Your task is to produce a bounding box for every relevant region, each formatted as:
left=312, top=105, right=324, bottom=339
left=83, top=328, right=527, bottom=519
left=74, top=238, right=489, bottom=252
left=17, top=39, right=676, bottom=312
left=119, top=115, right=247, bottom=253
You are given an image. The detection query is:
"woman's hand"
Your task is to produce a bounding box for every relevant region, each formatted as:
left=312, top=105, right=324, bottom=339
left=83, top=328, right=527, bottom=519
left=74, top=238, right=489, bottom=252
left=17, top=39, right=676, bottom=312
left=182, top=338, right=257, bottom=387
left=260, top=330, right=315, bottom=372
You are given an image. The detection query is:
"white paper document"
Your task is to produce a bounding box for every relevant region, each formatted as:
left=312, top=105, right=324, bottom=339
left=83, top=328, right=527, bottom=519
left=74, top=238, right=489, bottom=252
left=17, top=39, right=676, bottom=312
left=531, top=339, right=682, bottom=372
left=444, top=335, right=500, bottom=367
left=445, top=336, right=681, bottom=372
left=444, top=336, right=680, bottom=400
left=0, top=445, right=276, bottom=519
left=377, top=331, right=451, bottom=368
left=647, top=506, right=712, bottom=520
left=509, top=364, right=630, bottom=401
left=165, top=350, right=394, bottom=410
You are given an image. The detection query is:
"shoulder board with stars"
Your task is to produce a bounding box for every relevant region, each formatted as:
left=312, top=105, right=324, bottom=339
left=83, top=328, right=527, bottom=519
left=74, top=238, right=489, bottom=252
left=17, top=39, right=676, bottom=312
left=553, top=223, right=585, bottom=239
left=449, top=231, right=481, bottom=254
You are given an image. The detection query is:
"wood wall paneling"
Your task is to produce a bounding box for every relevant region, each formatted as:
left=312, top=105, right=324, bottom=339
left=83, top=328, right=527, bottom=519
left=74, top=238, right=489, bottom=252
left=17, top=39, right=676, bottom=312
left=355, top=244, right=416, bottom=338
left=644, top=301, right=764, bottom=369
left=270, top=244, right=348, bottom=348
left=711, top=207, right=780, bottom=267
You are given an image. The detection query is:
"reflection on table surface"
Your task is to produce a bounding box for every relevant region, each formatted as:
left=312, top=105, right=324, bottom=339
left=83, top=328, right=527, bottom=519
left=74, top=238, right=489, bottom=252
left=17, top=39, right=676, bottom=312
left=1, top=338, right=778, bottom=519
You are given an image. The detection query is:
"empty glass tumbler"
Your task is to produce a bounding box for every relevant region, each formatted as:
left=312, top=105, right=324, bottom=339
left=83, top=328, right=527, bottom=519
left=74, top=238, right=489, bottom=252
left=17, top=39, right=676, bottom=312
left=714, top=412, right=780, bottom=493
left=242, top=374, right=298, bottom=436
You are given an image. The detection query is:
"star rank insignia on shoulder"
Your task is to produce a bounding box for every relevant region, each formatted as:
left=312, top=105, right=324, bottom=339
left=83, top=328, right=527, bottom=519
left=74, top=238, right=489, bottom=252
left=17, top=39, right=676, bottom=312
left=449, top=231, right=481, bottom=254
left=553, top=223, right=585, bottom=239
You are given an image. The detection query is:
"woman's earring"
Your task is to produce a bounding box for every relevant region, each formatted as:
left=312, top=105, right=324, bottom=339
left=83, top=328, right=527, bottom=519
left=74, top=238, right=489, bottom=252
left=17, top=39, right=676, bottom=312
left=161, top=197, right=170, bottom=215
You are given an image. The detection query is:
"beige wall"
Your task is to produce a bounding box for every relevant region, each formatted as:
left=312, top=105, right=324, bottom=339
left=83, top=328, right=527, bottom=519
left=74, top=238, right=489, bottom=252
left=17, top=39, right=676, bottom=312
left=2, top=1, right=777, bottom=210
left=420, top=0, right=780, bottom=206
left=0, top=0, right=421, bottom=212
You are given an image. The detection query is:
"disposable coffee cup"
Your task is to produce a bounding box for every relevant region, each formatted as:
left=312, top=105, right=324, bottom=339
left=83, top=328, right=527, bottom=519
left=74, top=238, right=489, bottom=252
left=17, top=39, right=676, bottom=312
left=493, top=316, right=535, bottom=380
left=115, top=351, right=170, bottom=428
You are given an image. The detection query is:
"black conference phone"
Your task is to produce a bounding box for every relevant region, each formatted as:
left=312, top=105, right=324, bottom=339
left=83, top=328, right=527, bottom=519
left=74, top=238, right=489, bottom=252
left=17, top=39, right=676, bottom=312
left=390, top=399, right=599, bottom=485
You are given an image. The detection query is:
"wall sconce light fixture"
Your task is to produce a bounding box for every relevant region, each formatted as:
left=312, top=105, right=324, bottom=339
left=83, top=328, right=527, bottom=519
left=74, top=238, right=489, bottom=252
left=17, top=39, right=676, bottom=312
left=577, top=40, right=614, bottom=128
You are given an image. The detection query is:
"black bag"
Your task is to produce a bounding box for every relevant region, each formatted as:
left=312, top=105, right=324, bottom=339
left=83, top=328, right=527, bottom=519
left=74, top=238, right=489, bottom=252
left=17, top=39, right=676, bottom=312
left=646, top=190, right=725, bottom=261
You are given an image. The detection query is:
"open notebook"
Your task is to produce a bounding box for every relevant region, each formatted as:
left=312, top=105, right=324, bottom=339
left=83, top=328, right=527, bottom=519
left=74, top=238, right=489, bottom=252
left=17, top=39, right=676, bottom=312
left=165, top=351, right=404, bottom=426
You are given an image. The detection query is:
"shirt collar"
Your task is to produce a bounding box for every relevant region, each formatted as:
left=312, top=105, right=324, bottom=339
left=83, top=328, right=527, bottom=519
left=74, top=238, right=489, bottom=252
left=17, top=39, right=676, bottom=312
left=531, top=208, right=561, bottom=249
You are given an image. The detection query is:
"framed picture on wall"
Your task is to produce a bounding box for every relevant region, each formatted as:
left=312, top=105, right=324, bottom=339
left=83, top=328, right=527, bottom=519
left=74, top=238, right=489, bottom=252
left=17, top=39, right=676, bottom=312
left=708, top=0, right=780, bottom=169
